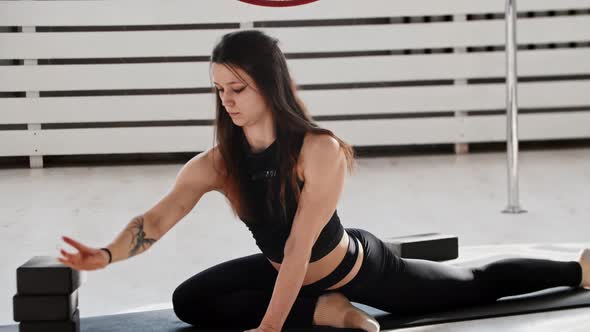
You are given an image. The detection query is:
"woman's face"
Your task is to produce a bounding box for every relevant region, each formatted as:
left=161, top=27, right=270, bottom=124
left=211, top=63, right=272, bottom=128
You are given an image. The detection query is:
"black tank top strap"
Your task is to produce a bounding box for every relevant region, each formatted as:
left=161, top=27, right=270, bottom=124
left=300, top=230, right=359, bottom=293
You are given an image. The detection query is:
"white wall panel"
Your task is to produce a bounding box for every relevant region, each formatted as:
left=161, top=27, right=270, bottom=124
left=15, top=126, right=213, bottom=156
left=1, top=0, right=589, bottom=160
left=2, top=49, right=589, bottom=92
left=4, top=112, right=588, bottom=157
left=1, top=94, right=216, bottom=124
left=462, top=112, right=590, bottom=142
left=2, top=81, right=590, bottom=124
left=3, top=16, right=590, bottom=59
left=0, top=131, right=37, bottom=156
left=2, top=0, right=589, bottom=26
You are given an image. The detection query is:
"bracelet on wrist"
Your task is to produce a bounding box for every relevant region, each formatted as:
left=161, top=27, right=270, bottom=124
left=100, top=248, right=112, bottom=264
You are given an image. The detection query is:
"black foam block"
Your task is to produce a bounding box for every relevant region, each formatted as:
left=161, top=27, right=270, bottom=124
left=17, top=256, right=81, bottom=295
left=384, top=233, right=458, bottom=261
left=18, top=310, right=80, bottom=332
left=13, top=290, right=78, bottom=322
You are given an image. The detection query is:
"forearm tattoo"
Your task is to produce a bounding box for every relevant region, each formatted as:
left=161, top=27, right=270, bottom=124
left=127, top=215, right=158, bottom=257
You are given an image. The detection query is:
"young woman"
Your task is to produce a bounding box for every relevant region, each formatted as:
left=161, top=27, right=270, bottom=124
left=58, top=30, right=590, bottom=332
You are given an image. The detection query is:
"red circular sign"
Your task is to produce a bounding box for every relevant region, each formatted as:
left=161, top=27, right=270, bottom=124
left=238, top=0, right=319, bottom=7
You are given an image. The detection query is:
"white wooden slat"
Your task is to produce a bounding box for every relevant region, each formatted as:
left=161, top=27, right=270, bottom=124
left=517, top=81, right=590, bottom=109
left=270, top=15, right=590, bottom=54
left=462, top=112, right=590, bottom=142
left=324, top=112, right=590, bottom=145
left=2, top=49, right=590, bottom=92
left=4, top=121, right=460, bottom=156
left=516, top=0, right=590, bottom=11
left=1, top=0, right=589, bottom=26
left=3, top=81, right=590, bottom=124
left=0, top=126, right=215, bottom=157
left=323, top=117, right=463, bottom=145
left=0, top=94, right=215, bottom=124
left=0, top=131, right=37, bottom=156
left=3, top=111, right=589, bottom=157
left=3, top=16, right=590, bottom=59
left=0, top=30, right=230, bottom=60
left=0, top=62, right=211, bottom=92
left=292, top=49, right=590, bottom=86
left=299, top=80, right=590, bottom=116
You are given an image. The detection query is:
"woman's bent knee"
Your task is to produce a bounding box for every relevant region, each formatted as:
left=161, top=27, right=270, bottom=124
left=172, top=286, right=190, bottom=323
left=172, top=285, right=208, bottom=325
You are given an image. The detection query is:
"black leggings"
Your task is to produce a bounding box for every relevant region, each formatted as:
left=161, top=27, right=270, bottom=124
left=172, top=228, right=582, bottom=329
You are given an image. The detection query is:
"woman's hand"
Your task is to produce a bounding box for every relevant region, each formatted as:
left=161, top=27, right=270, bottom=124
left=58, top=236, right=109, bottom=271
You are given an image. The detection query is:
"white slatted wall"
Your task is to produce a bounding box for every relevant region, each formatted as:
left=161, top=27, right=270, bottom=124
left=0, top=0, right=589, bottom=167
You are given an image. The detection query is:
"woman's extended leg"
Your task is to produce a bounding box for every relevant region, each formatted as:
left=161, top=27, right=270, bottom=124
left=172, top=253, right=318, bottom=329
left=336, top=229, right=583, bottom=316
left=377, top=256, right=583, bottom=315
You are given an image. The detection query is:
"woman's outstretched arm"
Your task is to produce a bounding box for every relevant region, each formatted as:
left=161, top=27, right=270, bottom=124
left=59, top=147, right=221, bottom=270
left=258, top=134, right=347, bottom=331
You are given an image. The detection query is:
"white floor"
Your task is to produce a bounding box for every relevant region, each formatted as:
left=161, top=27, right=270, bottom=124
left=1, top=147, right=589, bottom=330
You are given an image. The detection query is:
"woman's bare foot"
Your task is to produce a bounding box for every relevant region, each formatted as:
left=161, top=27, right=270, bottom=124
left=578, top=248, right=590, bottom=289
left=313, top=292, right=380, bottom=332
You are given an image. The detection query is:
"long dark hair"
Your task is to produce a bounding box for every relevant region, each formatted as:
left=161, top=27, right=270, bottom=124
left=210, top=30, right=355, bottom=221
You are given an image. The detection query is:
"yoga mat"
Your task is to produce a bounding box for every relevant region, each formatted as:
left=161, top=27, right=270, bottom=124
left=1, top=287, right=588, bottom=331
left=376, top=286, right=590, bottom=329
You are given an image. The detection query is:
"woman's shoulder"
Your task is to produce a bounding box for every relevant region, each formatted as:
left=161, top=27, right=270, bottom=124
left=300, top=132, right=342, bottom=160
left=182, top=145, right=227, bottom=192
left=298, top=132, right=344, bottom=178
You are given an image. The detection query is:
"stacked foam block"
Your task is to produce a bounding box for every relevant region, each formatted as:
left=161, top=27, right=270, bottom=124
left=13, top=256, right=82, bottom=332
left=384, top=233, right=459, bottom=261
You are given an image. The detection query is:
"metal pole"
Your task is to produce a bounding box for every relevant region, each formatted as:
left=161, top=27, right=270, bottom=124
left=503, top=0, right=526, bottom=214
